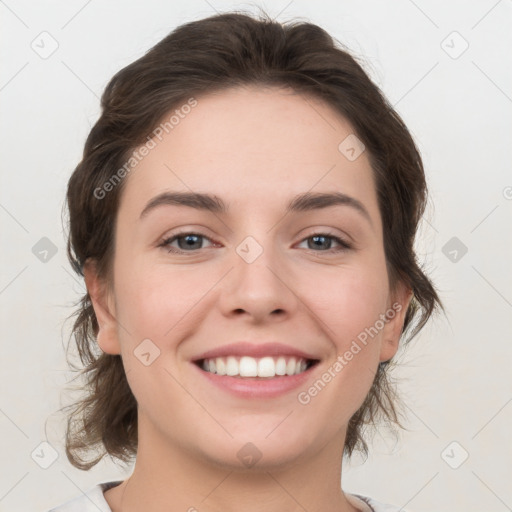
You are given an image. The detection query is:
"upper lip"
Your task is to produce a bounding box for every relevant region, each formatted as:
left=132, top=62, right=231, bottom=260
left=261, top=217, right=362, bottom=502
left=192, top=342, right=320, bottom=362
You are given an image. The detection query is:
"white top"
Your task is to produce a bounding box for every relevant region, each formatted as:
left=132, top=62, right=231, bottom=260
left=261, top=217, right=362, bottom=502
left=48, top=481, right=407, bottom=511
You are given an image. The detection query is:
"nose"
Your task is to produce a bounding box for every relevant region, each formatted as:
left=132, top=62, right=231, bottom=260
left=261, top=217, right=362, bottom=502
left=219, top=239, right=300, bottom=324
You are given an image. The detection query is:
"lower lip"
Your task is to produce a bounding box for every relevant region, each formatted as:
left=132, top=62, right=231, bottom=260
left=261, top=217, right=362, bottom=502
left=193, top=363, right=316, bottom=398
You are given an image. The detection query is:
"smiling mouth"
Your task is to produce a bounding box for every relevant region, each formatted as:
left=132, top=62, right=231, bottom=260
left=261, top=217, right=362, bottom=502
left=195, top=355, right=319, bottom=379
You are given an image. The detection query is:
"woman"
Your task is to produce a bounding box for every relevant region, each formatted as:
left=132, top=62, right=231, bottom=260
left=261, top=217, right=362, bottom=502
left=50, top=11, right=441, bottom=512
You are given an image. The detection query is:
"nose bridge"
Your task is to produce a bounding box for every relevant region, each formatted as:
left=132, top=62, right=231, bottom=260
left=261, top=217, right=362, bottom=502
left=222, top=232, right=297, bottom=318
left=234, top=233, right=284, bottom=289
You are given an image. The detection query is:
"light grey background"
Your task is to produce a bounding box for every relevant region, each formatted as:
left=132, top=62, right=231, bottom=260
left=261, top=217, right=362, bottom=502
left=1, top=1, right=511, bottom=510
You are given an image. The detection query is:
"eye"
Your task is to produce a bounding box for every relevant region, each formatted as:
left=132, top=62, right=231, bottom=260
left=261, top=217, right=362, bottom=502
left=159, top=232, right=217, bottom=253
left=297, top=233, right=352, bottom=252
left=158, top=231, right=352, bottom=254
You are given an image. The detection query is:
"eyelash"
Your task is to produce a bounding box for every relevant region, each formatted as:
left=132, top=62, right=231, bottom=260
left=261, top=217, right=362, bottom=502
left=158, top=231, right=352, bottom=255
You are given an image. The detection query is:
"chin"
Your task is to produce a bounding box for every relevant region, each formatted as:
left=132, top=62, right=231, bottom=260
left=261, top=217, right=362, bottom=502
left=195, top=429, right=319, bottom=472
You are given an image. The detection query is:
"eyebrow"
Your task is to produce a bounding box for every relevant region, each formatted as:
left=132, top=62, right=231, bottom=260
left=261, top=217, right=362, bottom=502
left=139, top=190, right=373, bottom=226
left=140, top=191, right=226, bottom=218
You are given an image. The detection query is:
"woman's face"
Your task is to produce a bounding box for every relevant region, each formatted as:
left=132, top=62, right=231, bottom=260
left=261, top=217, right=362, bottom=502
left=87, top=86, right=409, bottom=469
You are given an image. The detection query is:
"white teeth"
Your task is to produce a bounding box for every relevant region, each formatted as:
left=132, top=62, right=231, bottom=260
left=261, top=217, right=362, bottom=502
left=258, top=357, right=275, bottom=378
left=216, top=358, right=226, bottom=376
left=226, top=356, right=238, bottom=376
left=239, top=356, right=258, bottom=377
left=275, top=356, right=287, bottom=375
left=200, top=355, right=312, bottom=378
left=286, top=358, right=296, bottom=376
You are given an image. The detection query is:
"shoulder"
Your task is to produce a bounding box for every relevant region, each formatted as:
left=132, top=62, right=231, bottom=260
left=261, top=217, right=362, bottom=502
left=47, top=481, right=123, bottom=512
left=347, top=492, right=408, bottom=512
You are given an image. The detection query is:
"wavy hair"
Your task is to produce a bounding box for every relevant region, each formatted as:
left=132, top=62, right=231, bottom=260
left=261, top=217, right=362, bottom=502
left=60, top=10, right=442, bottom=470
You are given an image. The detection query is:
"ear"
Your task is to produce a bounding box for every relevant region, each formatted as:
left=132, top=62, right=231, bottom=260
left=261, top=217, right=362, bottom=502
left=379, top=282, right=413, bottom=363
left=83, top=259, right=121, bottom=355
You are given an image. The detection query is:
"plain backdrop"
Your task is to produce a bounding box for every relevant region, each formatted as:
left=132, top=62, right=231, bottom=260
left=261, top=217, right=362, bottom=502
left=1, top=1, right=511, bottom=511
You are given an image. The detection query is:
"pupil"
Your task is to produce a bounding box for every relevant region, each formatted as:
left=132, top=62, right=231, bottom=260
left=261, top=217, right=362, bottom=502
left=310, top=235, right=330, bottom=250
left=179, top=235, right=201, bottom=250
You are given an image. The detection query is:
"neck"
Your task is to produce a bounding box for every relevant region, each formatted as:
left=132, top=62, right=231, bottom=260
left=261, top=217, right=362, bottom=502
left=105, top=414, right=359, bottom=512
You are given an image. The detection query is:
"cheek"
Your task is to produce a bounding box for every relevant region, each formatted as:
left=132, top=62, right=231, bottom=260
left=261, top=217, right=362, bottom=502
left=112, top=261, right=214, bottom=410
left=113, top=258, right=217, bottom=344
left=302, top=262, right=390, bottom=347
left=297, top=268, right=388, bottom=420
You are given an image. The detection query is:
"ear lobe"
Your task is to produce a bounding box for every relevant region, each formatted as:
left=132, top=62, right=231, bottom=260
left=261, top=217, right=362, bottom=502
left=83, top=259, right=121, bottom=355
left=379, top=285, right=413, bottom=363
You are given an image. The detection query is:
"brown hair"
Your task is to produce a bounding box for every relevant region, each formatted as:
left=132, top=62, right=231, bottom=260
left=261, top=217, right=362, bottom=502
left=62, top=10, right=442, bottom=470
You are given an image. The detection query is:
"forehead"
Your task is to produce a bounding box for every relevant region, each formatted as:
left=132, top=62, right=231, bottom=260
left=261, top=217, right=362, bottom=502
left=119, top=86, right=379, bottom=220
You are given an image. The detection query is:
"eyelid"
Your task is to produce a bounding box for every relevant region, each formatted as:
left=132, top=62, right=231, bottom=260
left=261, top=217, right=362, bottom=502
left=294, top=225, right=354, bottom=246
left=157, top=224, right=218, bottom=244
left=158, top=229, right=353, bottom=255
left=158, top=230, right=219, bottom=252
left=294, top=231, right=352, bottom=252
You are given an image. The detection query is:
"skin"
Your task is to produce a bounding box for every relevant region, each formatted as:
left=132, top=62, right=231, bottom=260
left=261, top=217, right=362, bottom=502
left=85, top=85, right=411, bottom=512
